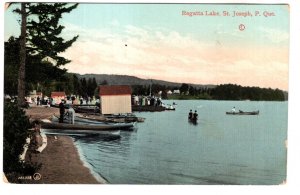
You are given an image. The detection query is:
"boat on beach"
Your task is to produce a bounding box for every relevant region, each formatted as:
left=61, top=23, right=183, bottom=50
left=78, top=113, right=145, bottom=123
left=40, top=116, right=134, bottom=135
left=226, top=110, right=259, bottom=115
left=41, top=128, right=121, bottom=136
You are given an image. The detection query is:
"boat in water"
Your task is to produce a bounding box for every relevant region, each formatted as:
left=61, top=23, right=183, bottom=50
left=226, top=110, right=259, bottom=115
left=188, top=117, right=198, bottom=124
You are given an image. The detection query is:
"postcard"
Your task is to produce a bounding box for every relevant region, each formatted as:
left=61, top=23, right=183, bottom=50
left=3, top=2, right=290, bottom=187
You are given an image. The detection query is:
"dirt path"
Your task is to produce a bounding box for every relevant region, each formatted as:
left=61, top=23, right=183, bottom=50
left=22, top=106, right=105, bottom=184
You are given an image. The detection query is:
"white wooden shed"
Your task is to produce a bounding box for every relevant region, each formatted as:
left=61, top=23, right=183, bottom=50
left=99, top=85, right=132, bottom=114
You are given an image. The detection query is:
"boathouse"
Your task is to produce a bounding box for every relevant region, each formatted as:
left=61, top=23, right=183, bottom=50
left=51, top=91, right=66, bottom=104
left=99, top=85, right=132, bottom=114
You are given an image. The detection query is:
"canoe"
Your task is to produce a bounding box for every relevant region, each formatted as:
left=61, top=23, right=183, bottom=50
left=226, top=110, right=259, bottom=115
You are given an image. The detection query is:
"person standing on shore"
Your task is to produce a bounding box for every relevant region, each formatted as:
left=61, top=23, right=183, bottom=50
left=37, top=96, right=40, bottom=106
left=68, top=106, right=75, bottom=124
left=59, top=100, right=65, bottom=123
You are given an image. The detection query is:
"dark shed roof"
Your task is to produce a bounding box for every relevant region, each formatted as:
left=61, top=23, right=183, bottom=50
left=99, top=85, right=132, bottom=96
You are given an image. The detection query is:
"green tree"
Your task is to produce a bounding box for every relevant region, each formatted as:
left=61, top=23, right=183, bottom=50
left=12, top=3, right=79, bottom=106
left=91, top=78, right=98, bottom=96
left=87, top=78, right=92, bottom=96
left=72, top=74, right=81, bottom=95
left=179, top=83, right=189, bottom=95
left=80, top=78, right=87, bottom=97
left=3, top=102, right=40, bottom=182
left=4, top=37, right=20, bottom=95
left=4, top=37, right=67, bottom=96
left=189, top=86, right=195, bottom=96
left=100, top=80, right=108, bottom=85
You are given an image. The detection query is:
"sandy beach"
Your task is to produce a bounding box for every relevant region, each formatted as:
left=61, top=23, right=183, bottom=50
left=23, top=106, right=105, bottom=184
left=25, top=106, right=59, bottom=121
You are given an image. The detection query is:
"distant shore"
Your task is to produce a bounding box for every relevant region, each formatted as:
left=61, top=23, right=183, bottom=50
left=24, top=106, right=106, bottom=184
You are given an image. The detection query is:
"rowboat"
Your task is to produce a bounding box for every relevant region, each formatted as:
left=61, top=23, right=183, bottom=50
left=77, top=113, right=145, bottom=123
left=188, top=118, right=198, bottom=124
left=40, top=117, right=134, bottom=135
left=226, top=110, right=259, bottom=115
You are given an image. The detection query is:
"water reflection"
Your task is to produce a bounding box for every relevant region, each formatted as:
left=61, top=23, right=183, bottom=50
left=74, top=100, right=287, bottom=184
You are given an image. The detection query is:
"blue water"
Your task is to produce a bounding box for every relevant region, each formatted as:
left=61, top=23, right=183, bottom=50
left=73, top=100, right=287, bottom=184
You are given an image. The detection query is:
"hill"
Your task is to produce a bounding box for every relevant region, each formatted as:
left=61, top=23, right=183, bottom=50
left=75, top=73, right=216, bottom=89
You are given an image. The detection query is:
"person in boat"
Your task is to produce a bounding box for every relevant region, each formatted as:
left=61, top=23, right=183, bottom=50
left=188, top=110, right=193, bottom=120
left=231, top=107, right=236, bottom=113
left=67, top=106, right=75, bottom=124
left=59, top=99, right=65, bottom=123
left=193, top=110, right=198, bottom=121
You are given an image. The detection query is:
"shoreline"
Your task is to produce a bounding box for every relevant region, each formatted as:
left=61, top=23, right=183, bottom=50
left=73, top=138, right=108, bottom=184
left=23, top=106, right=106, bottom=184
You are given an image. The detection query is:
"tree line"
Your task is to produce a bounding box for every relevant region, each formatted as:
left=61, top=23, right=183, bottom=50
left=130, top=83, right=287, bottom=101
left=212, top=84, right=286, bottom=101
left=4, top=36, right=100, bottom=98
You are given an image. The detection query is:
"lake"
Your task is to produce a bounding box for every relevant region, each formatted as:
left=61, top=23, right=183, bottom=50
left=73, top=100, right=287, bottom=184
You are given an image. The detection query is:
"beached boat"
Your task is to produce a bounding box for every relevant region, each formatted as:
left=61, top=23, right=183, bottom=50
left=40, top=117, right=134, bottom=135
left=105, top=114, right=145, bottom=122
left=42, top=128, right=121, bottom=136
left=226, top=110, right=259, bottom=115
left=77, top=113, right=145, bottom=123
left=73, top=106, right=99, bottom=113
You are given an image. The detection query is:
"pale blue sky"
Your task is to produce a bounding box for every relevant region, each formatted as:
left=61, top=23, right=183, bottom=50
left=5, top=4, right=289, bottom=45
left=4, top=3, right=290, bottom=90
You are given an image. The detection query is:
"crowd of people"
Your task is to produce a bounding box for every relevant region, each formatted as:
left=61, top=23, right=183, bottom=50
left=20, top=95, right=100, bottom=107
left=132, top=95, right=162, bottom=107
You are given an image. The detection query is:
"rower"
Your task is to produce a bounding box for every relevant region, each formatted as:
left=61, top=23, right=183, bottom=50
left=231, top=107, right=236, bottom=112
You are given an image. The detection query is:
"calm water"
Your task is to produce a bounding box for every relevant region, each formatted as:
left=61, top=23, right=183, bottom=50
left=73, top=100, right=287, bottom=185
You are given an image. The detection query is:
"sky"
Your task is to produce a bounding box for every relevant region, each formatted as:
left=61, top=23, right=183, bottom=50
left=4, top=3, right=289, bottom=90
